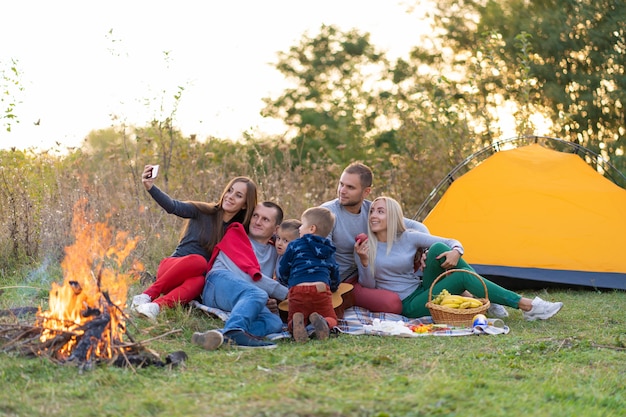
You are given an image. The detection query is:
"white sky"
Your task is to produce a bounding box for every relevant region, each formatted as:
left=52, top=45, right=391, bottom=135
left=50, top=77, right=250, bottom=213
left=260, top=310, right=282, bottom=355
left=1, top=0, right=434, bottom=152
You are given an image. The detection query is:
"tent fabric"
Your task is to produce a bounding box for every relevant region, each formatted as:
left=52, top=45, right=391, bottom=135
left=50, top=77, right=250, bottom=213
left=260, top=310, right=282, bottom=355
left=423, top=144, right=626, bottom=290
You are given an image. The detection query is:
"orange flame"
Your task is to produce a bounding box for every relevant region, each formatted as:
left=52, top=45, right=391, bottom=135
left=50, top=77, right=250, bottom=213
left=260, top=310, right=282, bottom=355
left=36, top=198, right=143, bottom=361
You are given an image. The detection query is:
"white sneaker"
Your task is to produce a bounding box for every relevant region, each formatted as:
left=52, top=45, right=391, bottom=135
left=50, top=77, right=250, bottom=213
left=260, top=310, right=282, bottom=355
left=191, top=330, right=224, bottom=351
left=131, top=293, right=151, bottom=310
left=523, top=297, right=563, bottom=321
left=136, top=302, right=160, bottom=320
left=487, top=303, right=509, bottom=318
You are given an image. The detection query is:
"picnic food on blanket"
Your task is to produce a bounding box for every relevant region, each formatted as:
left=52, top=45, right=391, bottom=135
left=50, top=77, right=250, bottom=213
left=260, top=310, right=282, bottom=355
left=355, top=233, right=368, bottom=243
left=472, top=314, right=488, bottom=327
left=407, top=323, right=434, bottom=333
left=432, top=290, right=483, bottom=309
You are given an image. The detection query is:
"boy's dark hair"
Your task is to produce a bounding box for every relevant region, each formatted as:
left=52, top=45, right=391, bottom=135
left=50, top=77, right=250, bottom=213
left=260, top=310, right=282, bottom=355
left=302, top=207, right=335, bottom=238
left=280, top=218, right=302, bottom=235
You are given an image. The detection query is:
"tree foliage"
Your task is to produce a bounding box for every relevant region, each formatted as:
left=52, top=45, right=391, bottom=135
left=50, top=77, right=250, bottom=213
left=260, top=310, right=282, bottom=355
left=426, top=0, right=626, bottom=172
left=0, top=58, right=24, bottom=134
left=261, top=24, right=390, bottom=164
left=260, top=24, right=488, bottom=211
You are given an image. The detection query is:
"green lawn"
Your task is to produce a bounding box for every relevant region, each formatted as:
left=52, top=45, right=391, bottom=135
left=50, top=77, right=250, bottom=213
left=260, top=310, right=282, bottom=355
left=1, top=288, right=624, bottom=417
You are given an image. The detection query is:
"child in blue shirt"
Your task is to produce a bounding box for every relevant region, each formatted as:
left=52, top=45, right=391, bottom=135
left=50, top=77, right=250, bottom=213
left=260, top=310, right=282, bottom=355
left=279, top=207, right=339, bottom=342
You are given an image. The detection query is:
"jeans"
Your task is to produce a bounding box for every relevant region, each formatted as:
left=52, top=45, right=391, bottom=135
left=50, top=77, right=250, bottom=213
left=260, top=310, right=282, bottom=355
left=202, top=269, right=284, bottom=337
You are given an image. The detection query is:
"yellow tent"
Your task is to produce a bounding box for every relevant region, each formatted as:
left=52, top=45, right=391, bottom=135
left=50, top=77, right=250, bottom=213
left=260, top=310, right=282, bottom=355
left=423, top=144, right=626, bottom=289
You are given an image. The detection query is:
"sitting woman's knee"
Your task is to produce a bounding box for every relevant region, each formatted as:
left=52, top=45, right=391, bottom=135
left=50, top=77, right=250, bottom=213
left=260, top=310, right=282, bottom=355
left=428, top=242, right=451, bottom=256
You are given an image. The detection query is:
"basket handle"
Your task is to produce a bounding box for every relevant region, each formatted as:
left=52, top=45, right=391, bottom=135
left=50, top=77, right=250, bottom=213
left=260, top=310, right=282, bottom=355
left=427, top=268, right=489, bottom=302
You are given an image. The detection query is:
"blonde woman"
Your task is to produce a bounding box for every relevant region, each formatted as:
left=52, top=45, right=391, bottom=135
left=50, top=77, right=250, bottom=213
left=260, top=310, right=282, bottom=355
left=355, top=197, right=562, bottom=320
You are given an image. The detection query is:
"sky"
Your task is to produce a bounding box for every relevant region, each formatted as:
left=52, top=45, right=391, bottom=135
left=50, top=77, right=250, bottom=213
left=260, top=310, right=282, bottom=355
left=1, top=0, right=435, bottom=152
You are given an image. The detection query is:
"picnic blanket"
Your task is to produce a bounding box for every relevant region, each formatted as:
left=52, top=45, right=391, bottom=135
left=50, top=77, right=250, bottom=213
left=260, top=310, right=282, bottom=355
left=189, top=301, right=509, bottom=339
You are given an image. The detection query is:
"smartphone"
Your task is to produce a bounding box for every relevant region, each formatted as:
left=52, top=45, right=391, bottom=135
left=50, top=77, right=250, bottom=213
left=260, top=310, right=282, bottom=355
left=150, top=165, right=159, bottom=179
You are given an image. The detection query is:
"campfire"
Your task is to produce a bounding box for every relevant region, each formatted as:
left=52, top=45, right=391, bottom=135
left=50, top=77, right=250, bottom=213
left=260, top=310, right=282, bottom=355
left=1, top=199, right=183, bottom=370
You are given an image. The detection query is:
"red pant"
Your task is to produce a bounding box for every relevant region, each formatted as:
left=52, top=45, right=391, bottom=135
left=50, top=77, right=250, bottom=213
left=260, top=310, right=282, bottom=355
left=347, top=276, right=403, bottom=314
left=143, top=255, right=208, bottom=308
left=287, top=284, right=338, bottom=330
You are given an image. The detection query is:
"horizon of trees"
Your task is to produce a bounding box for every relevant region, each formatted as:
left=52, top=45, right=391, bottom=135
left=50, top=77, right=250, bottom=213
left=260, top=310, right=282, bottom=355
left=3, top=2, right=624, bottom=170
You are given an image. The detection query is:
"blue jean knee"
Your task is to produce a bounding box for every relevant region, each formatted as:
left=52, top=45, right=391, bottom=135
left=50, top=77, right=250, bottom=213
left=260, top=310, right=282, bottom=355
left=203, top=269, right=283, bottom=337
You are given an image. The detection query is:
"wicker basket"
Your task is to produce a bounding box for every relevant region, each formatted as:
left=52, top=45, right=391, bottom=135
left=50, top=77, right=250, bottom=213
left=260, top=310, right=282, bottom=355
left=426, top=269, right=491, bottom=327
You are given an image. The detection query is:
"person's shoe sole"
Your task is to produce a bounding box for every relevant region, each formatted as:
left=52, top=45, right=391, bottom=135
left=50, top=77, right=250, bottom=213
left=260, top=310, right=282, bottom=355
left=130, top=294, right=151, bottom=310
left=309, top=312, right=329, bottom=340
left=228, top=343, right=277, bottom=350
left=524, top=302, right=563, bottom=321
left=292, top=312, right=308, bottom=343
left=223, top=330, right=277, bottom=349
left=191, top=330, right=223, bottom=351
left=487, top=304, right=509, bottom=318
left=135, top=302, right=159, bottom=320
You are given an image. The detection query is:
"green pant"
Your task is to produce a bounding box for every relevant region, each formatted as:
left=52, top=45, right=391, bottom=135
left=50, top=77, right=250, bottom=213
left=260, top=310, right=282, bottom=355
left=401, top=242, right=522, bottom=318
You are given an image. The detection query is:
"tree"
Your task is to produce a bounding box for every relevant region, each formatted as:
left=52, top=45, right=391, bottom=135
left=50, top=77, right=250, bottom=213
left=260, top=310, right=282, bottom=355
left=261, top=24, right=390, bottom=165
left=426, top=0, right=626, bottom=173
left=0, top=58, right=24, bottom=134
left=260, top=24, right=490, bottom=209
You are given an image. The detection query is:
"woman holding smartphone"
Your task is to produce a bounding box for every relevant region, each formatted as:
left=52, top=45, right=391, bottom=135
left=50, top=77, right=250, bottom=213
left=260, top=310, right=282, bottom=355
left=131, top=164, right=258, bottom=319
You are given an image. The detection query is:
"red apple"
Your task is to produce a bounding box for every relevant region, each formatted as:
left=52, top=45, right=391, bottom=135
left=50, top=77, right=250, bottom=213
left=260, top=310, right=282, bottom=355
left=355, top=233, right=368, bottom=243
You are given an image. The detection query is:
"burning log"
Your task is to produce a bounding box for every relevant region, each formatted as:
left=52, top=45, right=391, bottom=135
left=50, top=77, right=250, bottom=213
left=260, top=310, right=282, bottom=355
left=67, top=312, right=111, bottom=363
left=0, top=319, right=184, bottom=369
left=0, top=307, right=39, bottom=317
left=0, top=199, right=186, bottom=371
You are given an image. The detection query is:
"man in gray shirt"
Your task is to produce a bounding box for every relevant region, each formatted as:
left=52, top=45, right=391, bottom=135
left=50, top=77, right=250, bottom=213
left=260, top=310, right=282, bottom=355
left=321, top=162, right=428, bottom=313
left=321, top=162, right=429, bottom=282
left=321, top=162, right=509, bottom=318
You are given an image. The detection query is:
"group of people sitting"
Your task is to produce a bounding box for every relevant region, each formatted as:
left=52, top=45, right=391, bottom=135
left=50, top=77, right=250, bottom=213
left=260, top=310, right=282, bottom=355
left=131, top=162, right=563, bottom=350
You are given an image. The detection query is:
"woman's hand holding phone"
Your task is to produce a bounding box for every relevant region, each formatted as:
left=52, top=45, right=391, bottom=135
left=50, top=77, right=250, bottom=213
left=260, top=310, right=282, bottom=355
left=142, top=165, right=159, bottom=190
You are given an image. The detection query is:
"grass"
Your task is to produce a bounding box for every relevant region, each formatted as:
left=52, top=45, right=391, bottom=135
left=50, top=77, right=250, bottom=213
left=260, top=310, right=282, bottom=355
left=0, top=285, right=625, bottom=417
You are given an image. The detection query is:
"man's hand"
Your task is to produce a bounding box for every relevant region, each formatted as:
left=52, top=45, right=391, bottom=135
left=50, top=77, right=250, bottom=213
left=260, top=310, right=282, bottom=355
left=266, top=298, right=279, bottom=314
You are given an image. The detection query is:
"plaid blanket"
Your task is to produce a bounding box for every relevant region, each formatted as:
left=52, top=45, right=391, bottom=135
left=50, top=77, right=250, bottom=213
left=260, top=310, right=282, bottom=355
left=190, top=301, right=509, bottom=339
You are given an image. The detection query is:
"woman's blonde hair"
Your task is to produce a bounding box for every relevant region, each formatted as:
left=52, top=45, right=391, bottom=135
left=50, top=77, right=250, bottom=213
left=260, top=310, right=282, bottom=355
left=367, top=196, right=406, bottom=274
